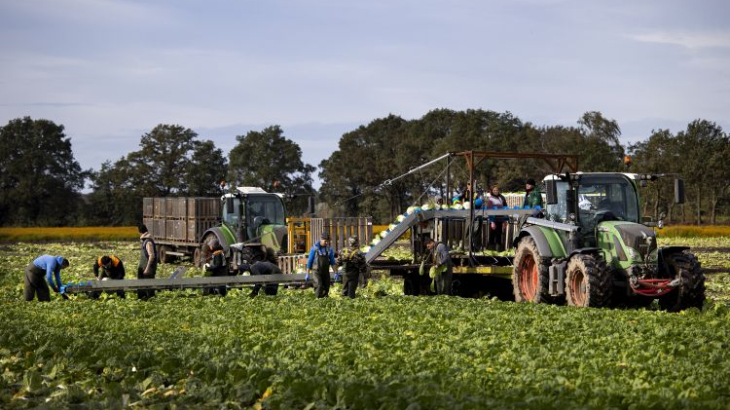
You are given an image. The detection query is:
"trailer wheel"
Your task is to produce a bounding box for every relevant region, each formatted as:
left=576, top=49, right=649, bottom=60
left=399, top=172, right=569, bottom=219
left=512, top=236, right=551, bottom=303
left=659, top=251, right=705, bottom=312
left=158, top=246, right=176, bottom=264
left=193, top=247, right=202, bottom=268
left=565, top=254, right=612, bottom=308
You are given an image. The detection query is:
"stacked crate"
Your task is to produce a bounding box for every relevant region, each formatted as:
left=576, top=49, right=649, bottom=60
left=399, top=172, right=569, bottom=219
left=186, top=198, right=220, bottom=243
left=310, top=217, right=373, bottom=254
left=143, top=197, right=220, bottom=244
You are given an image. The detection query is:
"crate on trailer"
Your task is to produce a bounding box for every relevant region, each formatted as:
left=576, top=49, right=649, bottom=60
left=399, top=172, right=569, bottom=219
left=143, top=198, right=154, bottom=218
left=153, top=198, right=167, bottom=218
left=188, top=197, right=220, bottom=219
left=143, top=218, right=154, bottom=235
left=153, top=219, right=166, bottom=239
left=164, top=198, right=187, bottom=219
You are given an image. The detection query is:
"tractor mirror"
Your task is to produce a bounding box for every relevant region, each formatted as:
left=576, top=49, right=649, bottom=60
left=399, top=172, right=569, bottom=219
left=308, top=196, right=316, bottom=215
left=546, top=180, right=558, bottom=204
left=674, top=179, right=685, bottom=204
left=226, top=197, right=235, bottom=214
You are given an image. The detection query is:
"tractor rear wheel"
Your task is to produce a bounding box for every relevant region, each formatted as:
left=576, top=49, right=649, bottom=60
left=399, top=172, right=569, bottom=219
left=659, top=251, right=705, bottom=312
left=512, top=236, right=551, bottom=303
left=565, top=254, right=612, bottom=308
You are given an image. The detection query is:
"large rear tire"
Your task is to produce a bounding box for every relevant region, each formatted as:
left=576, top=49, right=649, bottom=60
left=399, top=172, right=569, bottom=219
left=512, top=236, right=551, bottom=303
left=659, top=251, right=705, bottom=312
left=565, top=254, right=612, bottom=308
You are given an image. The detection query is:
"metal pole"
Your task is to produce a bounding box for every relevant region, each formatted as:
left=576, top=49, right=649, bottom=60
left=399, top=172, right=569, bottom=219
left=468, top=151, right=474, bottom=267
left=445, top=154, right=450, bottom=249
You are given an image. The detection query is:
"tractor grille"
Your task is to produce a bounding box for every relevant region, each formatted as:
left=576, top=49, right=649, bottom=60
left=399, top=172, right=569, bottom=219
left=615, top=224, right=657, bottom=259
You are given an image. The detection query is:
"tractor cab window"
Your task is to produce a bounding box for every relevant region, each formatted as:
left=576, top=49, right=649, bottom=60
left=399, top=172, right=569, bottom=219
left=222, top=197, right=241, bottom=228
left=577, top=176, right=639, bottom=231
left=546, top=180, right=571, bottom=222
left=247, top=195, right=285, bottom=226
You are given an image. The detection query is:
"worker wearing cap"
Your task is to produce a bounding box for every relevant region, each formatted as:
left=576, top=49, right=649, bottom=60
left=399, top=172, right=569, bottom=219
left=24, top=255, right=69, bottom=302
left=203, top=238, right=228, bottom=296
left=523, top=178, right=544, bottom=209
left=337, top=236, right=367, bottom=299
left=306, top=232, right=337, bottom=298
left=90, top=255, right=126, bottom=299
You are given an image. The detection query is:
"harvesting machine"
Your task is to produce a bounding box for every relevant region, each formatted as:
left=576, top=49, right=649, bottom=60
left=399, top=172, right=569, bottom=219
left=364, top=151, right=705, bottom=310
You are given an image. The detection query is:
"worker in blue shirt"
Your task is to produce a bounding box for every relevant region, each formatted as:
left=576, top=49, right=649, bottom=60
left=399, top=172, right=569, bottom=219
left=306, top=232, right=337, bottom=298
left=24, top=255, right=69, bottom=301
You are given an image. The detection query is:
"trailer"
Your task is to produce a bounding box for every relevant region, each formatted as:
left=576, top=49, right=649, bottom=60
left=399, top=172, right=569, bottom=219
left=144, top=188, right=373, bottom=274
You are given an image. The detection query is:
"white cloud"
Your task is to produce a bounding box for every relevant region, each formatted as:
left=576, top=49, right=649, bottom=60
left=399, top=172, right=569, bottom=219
left=630, top=31, right=730, bottom=49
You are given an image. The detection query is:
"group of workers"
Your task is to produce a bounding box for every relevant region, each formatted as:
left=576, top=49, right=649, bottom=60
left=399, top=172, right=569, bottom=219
left=23, top=224, right=370, bottom=301
left=24, top=179, right=544, bottom=301
left=24, top=224, right=160, bottom=301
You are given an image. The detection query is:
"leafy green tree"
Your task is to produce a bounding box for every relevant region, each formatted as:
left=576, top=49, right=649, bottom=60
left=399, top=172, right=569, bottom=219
left=676, top=120, right=728, bottom=224
left=228, top=126, right=315, bottom=216
left=127, top=124, right=198, bottom=196
left=85, top=159, right=141, bottom=225
left=628, top=129, right=680, bottom=220
left=0, top=117, right=86, bottom=226
left=187, top=140, right=228, bottom=196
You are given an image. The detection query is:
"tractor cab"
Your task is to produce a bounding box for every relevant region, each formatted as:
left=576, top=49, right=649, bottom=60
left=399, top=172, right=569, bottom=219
left=221, top=187, right=287, bottom=253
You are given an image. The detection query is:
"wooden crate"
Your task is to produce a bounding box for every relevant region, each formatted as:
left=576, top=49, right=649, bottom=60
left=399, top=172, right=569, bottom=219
left=165, top=198, right=188, bottom=219
left=187, top=198, right=220, bottom=219
left=153, top=198, right=166, bottom=218
left=143, top=198, right=154, bottom=218
left=310, top=217, right=373, bottom=254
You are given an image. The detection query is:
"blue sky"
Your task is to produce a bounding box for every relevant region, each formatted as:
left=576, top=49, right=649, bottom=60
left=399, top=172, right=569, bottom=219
left=1, top=0, right=728, bottom=187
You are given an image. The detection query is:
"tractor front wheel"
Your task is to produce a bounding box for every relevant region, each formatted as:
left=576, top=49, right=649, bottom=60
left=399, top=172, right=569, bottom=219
left=659, top=251, right=705, bottom=312
left=512, top=236, right=551, bottom=303
left=565, top=254, right=612, bottom=308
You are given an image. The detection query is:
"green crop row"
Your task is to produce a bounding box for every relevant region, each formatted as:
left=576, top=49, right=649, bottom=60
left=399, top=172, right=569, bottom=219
left=1, top=242, right=730, bottom=409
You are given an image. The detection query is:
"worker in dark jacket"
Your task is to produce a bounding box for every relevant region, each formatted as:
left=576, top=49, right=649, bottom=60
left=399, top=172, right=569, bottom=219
left=90, top=255, right=126, bottom=299
left=425, top=238, right=453, bottom=295
left=306, top=232, right=337, bottom=298
left=337, top=236, right=367, bottom=298
left=137, top=224, right=157, bottom=300
left=242, top=261, right=281, bottom=296
left=203, top=239, right=227, bottom=296
left=24, top=255, right=69, bottom=301
left=523, top=178, right=543, bottom=208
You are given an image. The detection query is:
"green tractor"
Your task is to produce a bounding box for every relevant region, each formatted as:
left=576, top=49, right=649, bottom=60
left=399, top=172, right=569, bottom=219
left=199, top=187, right=288, bottom=271
left=512, top=172, right=705, bottom=311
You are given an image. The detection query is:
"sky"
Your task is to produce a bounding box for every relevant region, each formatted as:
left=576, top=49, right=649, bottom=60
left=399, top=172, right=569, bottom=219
left=1, top=0, right=728, bottom=189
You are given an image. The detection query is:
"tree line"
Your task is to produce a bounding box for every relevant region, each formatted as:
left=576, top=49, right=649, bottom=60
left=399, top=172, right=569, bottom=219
left=0, top=111, right=727, bottom=226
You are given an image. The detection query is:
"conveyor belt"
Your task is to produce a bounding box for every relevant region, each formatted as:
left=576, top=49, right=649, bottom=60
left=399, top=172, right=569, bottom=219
left=364, top=207, right=539, bottom=264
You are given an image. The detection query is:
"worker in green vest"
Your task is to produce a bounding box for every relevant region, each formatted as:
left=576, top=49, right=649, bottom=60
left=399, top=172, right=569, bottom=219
left=523, top=178, right=544, bottom=209
left=338, top=236, right=367, bottom=298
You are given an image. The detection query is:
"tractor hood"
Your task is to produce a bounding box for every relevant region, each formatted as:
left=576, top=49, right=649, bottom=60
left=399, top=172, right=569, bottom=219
left=607, top=222, right=657, bottom=262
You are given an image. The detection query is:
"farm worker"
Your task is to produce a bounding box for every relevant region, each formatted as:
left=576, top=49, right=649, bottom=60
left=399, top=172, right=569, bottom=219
left=306, top=232, right=337, bottom=298
left=523, top=178, right=544, bottom=209
left=24, top=255, right=69, bottom=302
left=337, top=236, right=367, bottom=299
left=486, top=184, right=508, bottom=251
left=241, top=261, right=281, bottom=296
left=425, top=238, right=453, bottom=295
left=203, top=238, right=227, bottom=296
left=90, top=255, right=126, bottom=299
left=137, top=224, right=158, bottom=300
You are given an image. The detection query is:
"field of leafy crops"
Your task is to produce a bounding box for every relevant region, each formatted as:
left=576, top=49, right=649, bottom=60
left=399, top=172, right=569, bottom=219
left=1, top=239, right=730, bottom=409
